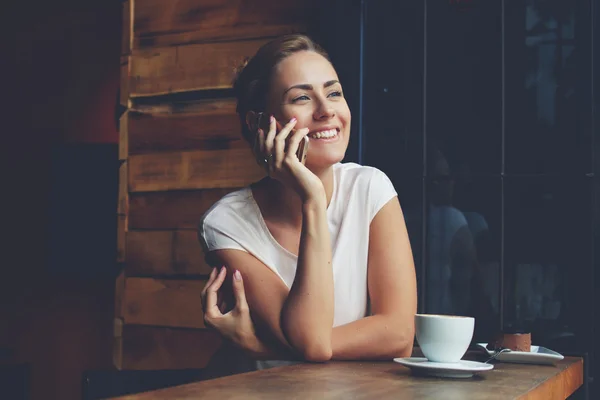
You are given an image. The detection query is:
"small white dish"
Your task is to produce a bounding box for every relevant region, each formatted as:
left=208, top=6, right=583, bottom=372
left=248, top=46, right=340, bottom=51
left=477, top=343, right=564, bottom=365
left=393, top=357, right=494, bottom=378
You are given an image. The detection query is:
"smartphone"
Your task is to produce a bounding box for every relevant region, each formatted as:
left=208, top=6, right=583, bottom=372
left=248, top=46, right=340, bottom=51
left=296, top=135, right=309, bottom=164
left=251, top=113, right=309, bottom=164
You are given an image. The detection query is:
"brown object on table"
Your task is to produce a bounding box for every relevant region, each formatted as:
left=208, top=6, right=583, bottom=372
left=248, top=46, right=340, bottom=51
left=110, top=357, right=583, bottom=400
left=492, top=332, right=532, bottom=352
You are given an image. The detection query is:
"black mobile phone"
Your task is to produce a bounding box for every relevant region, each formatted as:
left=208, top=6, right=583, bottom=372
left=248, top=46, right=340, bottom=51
left=251, top=113, right=309, bottom=164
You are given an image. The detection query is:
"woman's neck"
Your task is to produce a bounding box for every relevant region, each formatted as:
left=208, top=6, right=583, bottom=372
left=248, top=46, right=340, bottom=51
left=255, top=166, right=335, bottom=228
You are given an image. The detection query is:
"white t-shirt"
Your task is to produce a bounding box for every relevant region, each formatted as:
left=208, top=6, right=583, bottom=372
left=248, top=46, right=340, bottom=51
left=198, top=162, right=397, bottom=372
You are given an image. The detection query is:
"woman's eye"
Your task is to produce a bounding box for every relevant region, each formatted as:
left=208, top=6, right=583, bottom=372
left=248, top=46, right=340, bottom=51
left=328, top=91, right=343, bottom=98
left=292, top=95, right=310, bottom=102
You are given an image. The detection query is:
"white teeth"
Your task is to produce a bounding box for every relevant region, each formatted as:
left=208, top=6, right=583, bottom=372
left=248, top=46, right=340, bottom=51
left=310, top=129, right=337, bottom=139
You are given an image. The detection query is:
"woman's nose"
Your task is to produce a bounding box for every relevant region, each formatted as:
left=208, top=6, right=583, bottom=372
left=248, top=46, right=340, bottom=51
left=314, top=102, right=335, bottom=120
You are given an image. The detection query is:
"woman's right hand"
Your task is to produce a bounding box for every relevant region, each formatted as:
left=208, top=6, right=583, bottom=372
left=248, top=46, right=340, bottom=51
left=256, top=117, right=325, bottom=203
left=201, top=267, right=259, bottom=350
left=201, top=265, right=294, bottom=360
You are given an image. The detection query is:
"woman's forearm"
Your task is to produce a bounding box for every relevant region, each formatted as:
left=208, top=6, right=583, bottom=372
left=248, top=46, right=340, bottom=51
left=330, top=315, right=414, bottom=360
left=243, top=315, right=413, bottom=361
left=240, top=332, right=298, bottom=360
left=281, top=197, right=334, bottom=361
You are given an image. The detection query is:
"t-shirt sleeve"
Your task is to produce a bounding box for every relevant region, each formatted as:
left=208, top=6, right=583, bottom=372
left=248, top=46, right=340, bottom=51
left=198, top=211, right=246, bottom=255
left=368, top=168, right=398, bottom=222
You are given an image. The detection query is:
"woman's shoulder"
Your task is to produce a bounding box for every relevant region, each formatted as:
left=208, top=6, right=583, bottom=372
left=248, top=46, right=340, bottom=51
left=200, top=187, right=254, bottom=228
left=335, top=162, right=387, bottom=178
left=334, top=162, right=392, bottom=188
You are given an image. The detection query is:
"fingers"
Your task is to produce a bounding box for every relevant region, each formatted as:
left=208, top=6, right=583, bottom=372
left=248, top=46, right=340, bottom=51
left=204, top=266, right=227, bottom=319
left=273, top=118, right=298, bottom=169
left=260, top=116, right=302, bottom=173
left=208, top=266, right=218, bottom=285
left=285, top=127, right=310, bottom=163
left=263, top=115, right=277, bottom=158
left=200, top=267, right=218, bottom=302
left=231, top=270, right=249, bottom=312
left=217, top=289, right=228, bottom=314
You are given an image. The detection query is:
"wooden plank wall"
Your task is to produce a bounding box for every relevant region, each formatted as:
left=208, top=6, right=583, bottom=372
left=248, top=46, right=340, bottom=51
left=115, top=0, right=318, bottom=370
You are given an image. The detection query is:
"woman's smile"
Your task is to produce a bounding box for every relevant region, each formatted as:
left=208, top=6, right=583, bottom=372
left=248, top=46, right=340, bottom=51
left=307, top=127, right=340, bottom=141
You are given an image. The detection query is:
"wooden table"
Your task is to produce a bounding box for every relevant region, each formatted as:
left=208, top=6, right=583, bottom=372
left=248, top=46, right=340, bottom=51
left=113, top=357, right=583, bottom=399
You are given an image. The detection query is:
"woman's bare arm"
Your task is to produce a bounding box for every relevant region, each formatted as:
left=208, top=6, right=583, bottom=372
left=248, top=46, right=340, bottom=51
left=281, top=197, right=334, bottom=360
left=331, top=197, right=417, bottom=359
left=211, top=196, right=334, bottom=362
left=211, top=197, right=416, bottom=361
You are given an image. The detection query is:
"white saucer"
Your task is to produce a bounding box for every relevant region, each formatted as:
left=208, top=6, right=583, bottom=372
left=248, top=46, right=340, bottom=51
left=477, top=343, right=564, bottom=365
left=393, top=357, right=494, bottom=378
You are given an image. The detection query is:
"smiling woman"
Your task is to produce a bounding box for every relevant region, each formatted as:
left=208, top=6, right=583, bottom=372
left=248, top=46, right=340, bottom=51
left=197, top=34, right=417, bottom=377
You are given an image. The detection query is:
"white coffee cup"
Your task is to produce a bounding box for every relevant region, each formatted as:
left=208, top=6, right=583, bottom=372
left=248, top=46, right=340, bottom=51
left=415, top=314, right=474, bottom=363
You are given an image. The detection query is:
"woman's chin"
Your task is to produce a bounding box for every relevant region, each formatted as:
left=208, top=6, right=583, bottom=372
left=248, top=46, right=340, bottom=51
left=306, top=152, right=346, bottom=171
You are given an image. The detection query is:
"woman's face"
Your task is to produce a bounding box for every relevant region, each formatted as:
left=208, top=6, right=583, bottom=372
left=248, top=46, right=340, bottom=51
left=266, top=51, right=351, bottom=170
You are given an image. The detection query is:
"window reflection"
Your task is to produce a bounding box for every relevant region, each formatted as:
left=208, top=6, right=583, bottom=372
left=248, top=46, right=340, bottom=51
left=506, top=0, right=586, bottom=174
left=525, top=1, right=575, bottom=128
left=426, top=147, right=476, bottom=316
left=425, top=146, right=500, bottom=340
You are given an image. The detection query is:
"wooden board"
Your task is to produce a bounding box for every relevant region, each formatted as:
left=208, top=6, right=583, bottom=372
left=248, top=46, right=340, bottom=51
left=129, top=39, right=268, bottom=97
left=114, top=270, right=126, bottom=318
left=128, top=148, right=265, bottom=192
left=128, top=98, right=244, bottom=155
left=122, top=0, right=132, bottom=55
left=113, top=317, right=124, bottom=369
left=117, top=214, right=128, bottom=263
left=133, top=0, right=317, bottom=48
left=125, top=230, right=212, bottom=276
left=120, top=56, right=130, bottom=107
left=121, top=278, right=207, bottom=328
left=129, top=189, right=233, bottom=230
left=118, top=161, right=128, bottom=215
left=119, top=111, right=129, bottom=161
left=121, top=325, right=222, bottom=370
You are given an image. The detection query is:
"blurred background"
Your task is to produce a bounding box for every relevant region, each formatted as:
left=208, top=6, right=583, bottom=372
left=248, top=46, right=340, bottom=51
left=322, top=2, right=597, bottom=396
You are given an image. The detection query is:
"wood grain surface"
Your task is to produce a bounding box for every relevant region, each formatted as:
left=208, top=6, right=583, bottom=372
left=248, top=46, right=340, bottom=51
left=121, top=278, right=206, bottom=328
left=120, top=325, right=222, bottom=370
left=122, top=0, right=132, bottom=55
left=117, top=214, right=127, bottom=263
left=129, top=188, right=233, bottom=230
left=120, top=56, right=130, bottom=106
left=128, top=148, right=265, bottom=192
left=118, top=161, right=128, bottom=215
left=112, top=357, right=584, bottom=400
left=128, top=98, right=242, bottom=155
left=125, top=230, right=212, bottom=276
left=133, top=0, right=315, bottom=48
left=129, top=39, right=268, bottom=97
left=119, top=111, right=129, bottom=161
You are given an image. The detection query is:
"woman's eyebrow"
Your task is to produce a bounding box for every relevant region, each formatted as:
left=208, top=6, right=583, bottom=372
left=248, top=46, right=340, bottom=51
left=282, top=80, right=340, bottom=98
left=283, top=83, right=312, bottom=96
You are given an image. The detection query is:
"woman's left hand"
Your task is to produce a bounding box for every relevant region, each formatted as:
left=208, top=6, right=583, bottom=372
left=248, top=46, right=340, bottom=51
left=201, top=267, right=260, bottom=350
left=256, top=117, right=326, bottom=204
